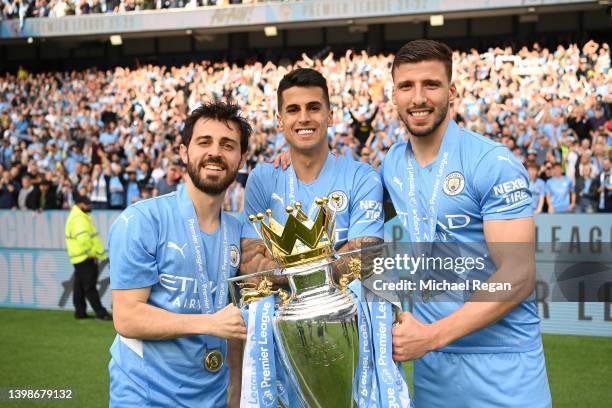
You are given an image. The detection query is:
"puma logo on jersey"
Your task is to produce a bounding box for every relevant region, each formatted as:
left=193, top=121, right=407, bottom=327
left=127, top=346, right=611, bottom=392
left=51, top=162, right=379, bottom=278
left=271, top=193, right=284, bottom=205
left=167, top=242, right=187, bottom=258
left=497, top=155, right=512, bottom=163
left=393, top=177, right=404, bottom=191
left=120, top=213, right=134, bottom=226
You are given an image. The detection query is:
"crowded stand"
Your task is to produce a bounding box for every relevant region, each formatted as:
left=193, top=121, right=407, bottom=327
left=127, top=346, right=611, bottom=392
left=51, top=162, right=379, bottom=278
left=0, top=0, right=280, bottom=20
left=0, top=40, right=610, bottom=213
left=0, top=0, right=287, bottom=19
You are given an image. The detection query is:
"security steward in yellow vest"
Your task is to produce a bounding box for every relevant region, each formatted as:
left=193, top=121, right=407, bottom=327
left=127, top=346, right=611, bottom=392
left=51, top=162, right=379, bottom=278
left=65, top=194, right=112, bottom=320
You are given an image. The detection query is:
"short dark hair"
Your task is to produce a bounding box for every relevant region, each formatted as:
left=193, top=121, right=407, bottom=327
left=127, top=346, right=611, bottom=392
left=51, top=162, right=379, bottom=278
left=182, top=101, right=252, bottom=154
left=392, top=39, right=453, bottom=81
left=277, top=68, right=330, bottom=111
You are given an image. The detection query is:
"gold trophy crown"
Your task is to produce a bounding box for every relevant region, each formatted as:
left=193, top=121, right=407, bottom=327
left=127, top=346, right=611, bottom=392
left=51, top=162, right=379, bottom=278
left=248, top=194, right=341, bottom=268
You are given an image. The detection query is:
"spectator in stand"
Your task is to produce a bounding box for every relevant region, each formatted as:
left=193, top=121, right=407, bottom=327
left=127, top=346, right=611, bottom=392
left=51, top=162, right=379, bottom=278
left=108, top=162, right=125, bottom=209
left=527, top=162, right=546, bottom=214
left=152, top=162, right=180, bottom=197
left=349, top=103, right=379, bottom=154
left=599, top=158, right=612, bottom=212
left=568, top=107, right=593, bottom=142
left=38, top=179, right=59, bottom=210
left=575, top=165, right=600, bottom=213
left=546, top=163, right=576, bottom=213
left=124, top=167, right=141, bottom=205
left=90, top=163, right=109, bottom=209
left=100, top=122, right=119, bottom=146
left=0, top=169, right=18, bottom=209
left=17, top=174, right=40, bottom=210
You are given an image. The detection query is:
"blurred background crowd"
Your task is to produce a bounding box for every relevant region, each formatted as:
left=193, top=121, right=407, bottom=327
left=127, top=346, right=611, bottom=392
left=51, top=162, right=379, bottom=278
left=0, top=39, right=610, bottom=214
left=1, top=0, right=285, bottom=20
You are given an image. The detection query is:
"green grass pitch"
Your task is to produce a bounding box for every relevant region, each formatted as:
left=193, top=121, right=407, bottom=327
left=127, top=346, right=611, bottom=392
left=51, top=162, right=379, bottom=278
left=0, top=308, right=610, bottom=407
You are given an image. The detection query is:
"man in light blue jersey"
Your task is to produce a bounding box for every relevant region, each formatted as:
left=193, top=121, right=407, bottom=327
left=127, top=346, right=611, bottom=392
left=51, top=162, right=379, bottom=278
left=241, top=68, right=384, bottom=273
left=528, top=162, right=546, bottom=214
left=545, top=162, right=576, bottom=213
left=107, top=102, right=250, bottom=407
left=382, top=40, right=551, bottom=407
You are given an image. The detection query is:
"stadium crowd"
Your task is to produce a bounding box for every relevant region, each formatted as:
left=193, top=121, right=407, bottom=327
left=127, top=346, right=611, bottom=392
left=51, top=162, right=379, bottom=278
left=0, top=0, right=285, bottom=20
left=0, top=39, right=610, bottom=213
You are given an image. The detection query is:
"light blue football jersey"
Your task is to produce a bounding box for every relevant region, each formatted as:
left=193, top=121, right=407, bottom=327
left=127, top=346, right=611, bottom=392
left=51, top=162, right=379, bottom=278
left=242, top=152, right=384, bottom=246
left=381, top=120, right=542, bottom=353
left=529, top=178, right=547, bottom=211
left=107, top=186, right=242, bottom=407
left=545, top=176, right=574, bottom=213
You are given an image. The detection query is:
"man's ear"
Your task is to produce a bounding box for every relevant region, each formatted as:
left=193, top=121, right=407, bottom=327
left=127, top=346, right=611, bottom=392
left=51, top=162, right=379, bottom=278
left=179, top=144, right=188, bottom=166
left=238, top=152, right=247, bottom=170
left=276, top=112, right=283, bottom=129
left=449, top=82, right=457, bottom=104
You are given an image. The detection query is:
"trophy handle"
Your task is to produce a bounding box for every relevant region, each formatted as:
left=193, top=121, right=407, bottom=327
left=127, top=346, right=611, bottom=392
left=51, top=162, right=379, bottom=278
left=227, top=269, right=291, bottom=307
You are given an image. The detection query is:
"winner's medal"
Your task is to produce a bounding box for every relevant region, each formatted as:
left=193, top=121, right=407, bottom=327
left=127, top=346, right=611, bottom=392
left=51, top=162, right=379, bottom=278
left=204, top=349, right=224, bottom=373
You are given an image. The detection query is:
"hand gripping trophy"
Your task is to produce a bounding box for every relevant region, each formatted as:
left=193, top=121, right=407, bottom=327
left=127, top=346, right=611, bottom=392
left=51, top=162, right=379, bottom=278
left=228, top=195, right=411, bottom=408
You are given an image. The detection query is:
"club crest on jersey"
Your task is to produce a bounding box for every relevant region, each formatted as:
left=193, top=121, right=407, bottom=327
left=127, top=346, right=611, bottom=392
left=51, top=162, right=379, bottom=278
left=328, top=190, right=348, bottom=212
left=229, top=244, right=240, bottom=268
left=443, top=172, right=465, bottom=196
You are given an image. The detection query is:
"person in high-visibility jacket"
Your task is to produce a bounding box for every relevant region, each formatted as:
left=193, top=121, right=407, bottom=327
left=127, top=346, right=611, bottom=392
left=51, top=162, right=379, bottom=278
left=65, top=193, right=112, bottom=320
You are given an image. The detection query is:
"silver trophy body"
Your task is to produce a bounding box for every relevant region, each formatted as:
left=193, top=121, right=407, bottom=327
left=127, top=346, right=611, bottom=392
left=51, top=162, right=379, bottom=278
left=230, top=196, right=363, bottom=407
left=274, top=258, right=359, bottom=408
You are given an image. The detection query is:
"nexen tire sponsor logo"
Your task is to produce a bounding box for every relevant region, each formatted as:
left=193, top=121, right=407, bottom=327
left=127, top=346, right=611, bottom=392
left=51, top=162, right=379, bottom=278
left=359, top=200, right=382, bottom=221
left=493, top=177, right=530, bottom=206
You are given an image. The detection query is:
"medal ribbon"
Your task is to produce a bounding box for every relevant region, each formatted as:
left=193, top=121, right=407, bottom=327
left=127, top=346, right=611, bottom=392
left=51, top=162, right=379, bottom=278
left=403, top=121, right=460, bottom=243
left=176, top=185, right=230, bottom=352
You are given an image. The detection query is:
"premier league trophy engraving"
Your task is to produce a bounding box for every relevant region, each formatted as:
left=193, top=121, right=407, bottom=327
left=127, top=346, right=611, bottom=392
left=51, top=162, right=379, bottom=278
left=229, top=195, right=362, bottom=408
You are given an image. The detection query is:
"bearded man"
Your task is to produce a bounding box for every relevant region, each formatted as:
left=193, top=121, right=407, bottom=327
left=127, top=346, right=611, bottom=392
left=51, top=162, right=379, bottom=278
left=107, top=101, right=249, bottom=407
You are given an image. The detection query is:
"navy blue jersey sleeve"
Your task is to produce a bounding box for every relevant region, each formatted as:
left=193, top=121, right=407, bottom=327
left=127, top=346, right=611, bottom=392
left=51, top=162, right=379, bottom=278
left=474, top=147, right=533, bottom=220
left=241, top=164, right=270, bottom=239
left=347, top=164, right=384, bottom=240
left=108, top=205, right=159, bottom=290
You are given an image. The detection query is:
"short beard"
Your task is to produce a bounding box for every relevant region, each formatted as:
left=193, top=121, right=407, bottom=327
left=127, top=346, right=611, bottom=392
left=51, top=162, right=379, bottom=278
left=187, top=156, right=238, bottom=196
left=400, top=103, right=449, bottom=138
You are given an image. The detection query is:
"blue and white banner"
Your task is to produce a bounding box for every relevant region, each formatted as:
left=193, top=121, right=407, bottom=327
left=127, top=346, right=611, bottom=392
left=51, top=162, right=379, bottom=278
left=0, top=210, right=117, bottom=311
left=0, top=248, right=111, bottom=311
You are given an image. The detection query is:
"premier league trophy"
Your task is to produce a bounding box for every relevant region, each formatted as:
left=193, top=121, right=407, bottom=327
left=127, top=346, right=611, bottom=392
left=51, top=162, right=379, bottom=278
left=229, top=195, right=410, bottom=408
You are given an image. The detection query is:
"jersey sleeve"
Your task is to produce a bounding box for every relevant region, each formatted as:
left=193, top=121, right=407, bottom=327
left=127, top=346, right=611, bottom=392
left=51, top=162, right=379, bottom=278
left=108, top=205, right=159, bottom=290
left=241, top=164, right=270, bottom=239
left=474, top=147, right=533, bottom=221
left=347, top=164, right=384, bottom=240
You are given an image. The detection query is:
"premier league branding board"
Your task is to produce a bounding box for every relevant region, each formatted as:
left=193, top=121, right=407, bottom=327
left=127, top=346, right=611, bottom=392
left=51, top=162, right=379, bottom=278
left=0, top=210, right=609, bottom=337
